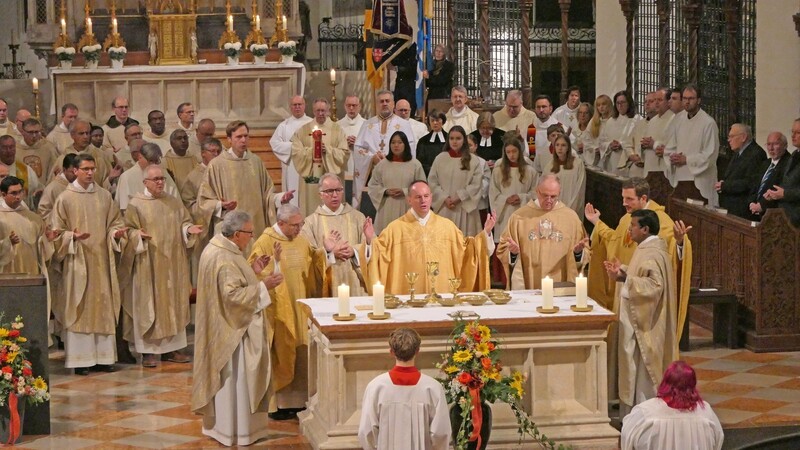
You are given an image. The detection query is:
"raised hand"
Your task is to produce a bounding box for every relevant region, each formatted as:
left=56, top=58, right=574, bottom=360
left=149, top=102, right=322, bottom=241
left=221, top=199, right=238, bottom=211
left=604, top=258, right=623, bottom=280
left=584, top=203, right=600, bottom=225
left=573, top=237, right=589, bottom=253
left=9, top=231, right=20, bottom=245
left=281, top=190, right=296, bottom=204
left=251, top=254, right=271, bottom=275
left=114, top=227, right=129, bottom=239
left=506, top=237, right=520, bottom=255
left=363, top=217, right=375, bottom=244
left=73, top=228, right=91, bottom=241
left=187, top=225, right=204, bottom=235
left=273, top=241, right=282, bottom=262
left=44, top=226, right=59, bottom=242
left=263, top=272, right=284, bottom=289
left=483, top=210, right=496, bottom=234
left=673, top=220, right=692, bottom=245
left=323, top=230, right=342, bottom=252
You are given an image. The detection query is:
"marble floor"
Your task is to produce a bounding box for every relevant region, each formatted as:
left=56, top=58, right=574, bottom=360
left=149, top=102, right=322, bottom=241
left=15, top=322, right=800, bottom=449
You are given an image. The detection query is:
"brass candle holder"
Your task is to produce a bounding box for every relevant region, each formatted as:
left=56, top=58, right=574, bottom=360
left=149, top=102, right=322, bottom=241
left=425, top=261, right=441, bottom=303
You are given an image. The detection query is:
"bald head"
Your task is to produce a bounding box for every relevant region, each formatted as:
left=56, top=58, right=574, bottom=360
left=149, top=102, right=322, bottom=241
left=290, top=95, right=306, bottom=119
left=15, top=110, right=31, bottom=127
left=395, top=100, right=412, bottom=119
left=536, top=174, right=561, bottom=211
left=196, top=118, right=216, bottom=144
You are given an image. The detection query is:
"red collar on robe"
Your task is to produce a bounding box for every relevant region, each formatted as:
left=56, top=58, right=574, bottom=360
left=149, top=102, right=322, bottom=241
left=448, top=148, right=461, bottom=158
left=509, top=161, right=519, bottom=167
left=389, top=365, right=421, bottom=385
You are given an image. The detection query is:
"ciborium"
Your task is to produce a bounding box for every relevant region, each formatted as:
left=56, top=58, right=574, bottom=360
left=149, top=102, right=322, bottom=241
left=425, top=262, right=441, bottom=303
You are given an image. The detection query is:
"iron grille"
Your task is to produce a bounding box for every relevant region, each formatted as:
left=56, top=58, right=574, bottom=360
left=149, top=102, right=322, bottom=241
left=738, top=0, right=756, bottom=132
left=264, top=0, right=292, bottom=18
left=633, top=0, right=659, bottom=115
left=318, top=17, right=365, bottom=71
left=487, top=0, right=521, bottom=104
left=36, top=0, right=48, bottom=25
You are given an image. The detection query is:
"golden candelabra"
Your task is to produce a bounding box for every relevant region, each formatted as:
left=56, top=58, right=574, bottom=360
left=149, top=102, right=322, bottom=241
left=53, top=0, right=73, bottom=51
left=103, top=1, right=127, bottom=51
left=244, top=0, right=266, bottom=49
left=218, top=1, right=241, bottom=48
left=269, top=0, right=288, bottom=45
left=77, top=1, right=98, bottom=51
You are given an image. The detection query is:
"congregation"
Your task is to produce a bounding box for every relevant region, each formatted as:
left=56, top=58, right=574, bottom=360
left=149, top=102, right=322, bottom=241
left=1, top=76, right=798, bottom=448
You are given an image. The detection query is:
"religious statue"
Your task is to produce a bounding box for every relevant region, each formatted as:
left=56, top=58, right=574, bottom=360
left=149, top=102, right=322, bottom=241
left=190, top=30, right=198, bottom=63
left=149, top=30, right=158, bottom=64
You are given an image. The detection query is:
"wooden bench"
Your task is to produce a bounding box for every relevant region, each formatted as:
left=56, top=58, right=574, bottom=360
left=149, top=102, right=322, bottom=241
left=679, top=289, right=738, bottom=352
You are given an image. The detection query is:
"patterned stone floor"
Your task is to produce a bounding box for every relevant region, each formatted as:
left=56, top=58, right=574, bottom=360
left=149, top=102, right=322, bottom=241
left=15, top=322, right=800, bottom=449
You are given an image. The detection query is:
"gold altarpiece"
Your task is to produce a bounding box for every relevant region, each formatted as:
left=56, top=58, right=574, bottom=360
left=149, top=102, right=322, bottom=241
left=147, top=1, right=197, bottom=65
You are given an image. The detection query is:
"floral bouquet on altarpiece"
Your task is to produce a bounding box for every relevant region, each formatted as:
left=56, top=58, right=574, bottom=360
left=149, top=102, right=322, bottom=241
left=437, top=317, right=566, bottom=450
left=277, top=40, right=297, bottom=57
left=81, top=43, right=102, bottom=62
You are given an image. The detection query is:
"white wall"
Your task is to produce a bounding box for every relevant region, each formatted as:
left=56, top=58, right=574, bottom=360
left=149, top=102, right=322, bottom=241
left=594, top=0, right=627, bottom=97
left=755, top=0, right=800, bottom=145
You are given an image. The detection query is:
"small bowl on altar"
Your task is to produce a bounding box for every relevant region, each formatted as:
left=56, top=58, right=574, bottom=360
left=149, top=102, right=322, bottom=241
left=406, top=298, right=429, bottom=308
left=384, top=295, right=402, bottom=309
left=484, top=289, right=512, bottom=304
left=488, top=295, right=512, bottom=305
left=437, top=296, right=459, bottom=307
left=460, top=294, right=489, bottom=306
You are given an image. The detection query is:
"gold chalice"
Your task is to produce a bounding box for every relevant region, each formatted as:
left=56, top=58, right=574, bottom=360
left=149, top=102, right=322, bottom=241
left=449, top=278, right=462, bottom=301
left=425, top=262, right=442, bottom=303
left=406, top=272, right=419, bottom=302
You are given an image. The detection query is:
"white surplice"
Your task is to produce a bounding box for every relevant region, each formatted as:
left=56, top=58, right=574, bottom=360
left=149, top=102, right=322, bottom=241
left=270, top=115, right=313, bottom=207
left=621, top=398, right=723, bottom=450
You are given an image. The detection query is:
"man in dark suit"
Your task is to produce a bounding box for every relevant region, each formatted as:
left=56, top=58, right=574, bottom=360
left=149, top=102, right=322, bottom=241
left=764, top=119, right=800, bottom=227
left=749, top=131, right=791, bottom=221
left=715, top=124, right=766, bottom=218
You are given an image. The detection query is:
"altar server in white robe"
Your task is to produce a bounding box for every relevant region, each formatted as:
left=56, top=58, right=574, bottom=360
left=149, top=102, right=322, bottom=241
left=354, top=90, right=416, bottom=216
left=443, top=85, right=479, bottom=134
left=192, top=211, right=284, bottom=446
left=270, top=95, right=313, bottom=207
left=530, top=95, right=563, bottom=175
left=621, top=361, right=723, bottom=450
left=553, top=85, right=582, bottom=132
left=395, top=99, right=429, bottom=140
left=339, top=95, right=366, bottom=206
left=359, top=328, right=450, bottom=450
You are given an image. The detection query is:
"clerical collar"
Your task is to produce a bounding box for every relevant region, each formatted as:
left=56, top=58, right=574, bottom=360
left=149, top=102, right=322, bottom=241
left=272, top=223, right=288, bottom=239
left=227, top=148, right=248, bottom=159
left=480, top=136, right=492, bottom=147
left=0, top=197, right=27, bottom=212
left=58, top=172, right=68, bottom=182
left=343, top=114, right=362, bottom=123
left=378, top=113, right=394, bottom=121
left=106, top=115, right=139, bottom=128
left=322, top=203, right=344, bottom=215
left=450, top=106, right=467, bottom=117
left=641, top=235, right=658, bottom=245
left=71, top=180, right=95, bottom=192
left=142, top=187, right=159, bottom=199
left=58, top=122, right=69, bottom=132
left=388, top=365, right=421, bottom=386
left=410, top=208, right=431, bottom=225
left=429, top=131, right=445, bottom=143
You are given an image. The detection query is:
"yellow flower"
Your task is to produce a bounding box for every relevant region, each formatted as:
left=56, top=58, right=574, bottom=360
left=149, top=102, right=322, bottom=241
left=513, top=371, right=524, bottom=383
left=16, top=337, right=25, bottom=343
left=475, top=342, right=490, bottom=356
left=5, top=352, right=17, bottom=363
left=452, top=350, right=473, bottom=363
left=1, top=340, right=11, bottom=346
left=33, top=377, right=47, bottom=391
left=478, top=325, right=491, bottom=341
left=510, top=379, right=524, bottom=397
left=444, top=365, right=459, bottom=374
left=0, top=329, right=7, bottom=338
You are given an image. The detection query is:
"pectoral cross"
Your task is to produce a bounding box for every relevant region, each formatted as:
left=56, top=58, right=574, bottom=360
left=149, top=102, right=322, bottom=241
left=378, top=139, right=385, bottom=152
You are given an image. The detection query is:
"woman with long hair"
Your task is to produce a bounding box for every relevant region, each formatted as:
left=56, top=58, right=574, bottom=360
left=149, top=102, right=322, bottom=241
left=571, top=102, right=594, bottom=167
left=587, top=94, right=613, bottom=168
left=428, top=126, right=484, bottom=235
left=489, top=135, right=537, bottom=285
left=621, top=361, right=723, bottom=450
left=607, top=90, right=644, bottom=176
left=547, top=134, right=586, bottom=219
left=416, top=109, right=448, bottom=177
left=368, top=131, right=425, bottom=234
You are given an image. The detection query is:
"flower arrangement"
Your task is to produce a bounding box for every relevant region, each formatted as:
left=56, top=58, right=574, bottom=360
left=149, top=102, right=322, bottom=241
left=437, top=318, right=564, bottom=450
left=277, top=40, right=297, bottom=57
left=223, top=42, right=243, bottom=58
left=81, top=43, right=102, bottom=62
left=55, top=46, right=76, bottom=61
left=108, top=46, right=127, bottom=61
left=0, top=314, right=50, bottom=407
left=250, top=43, right=269, bottom=57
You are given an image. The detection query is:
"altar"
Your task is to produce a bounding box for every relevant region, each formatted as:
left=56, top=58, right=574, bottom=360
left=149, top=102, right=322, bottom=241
left=298, top=292, right=620, bottom=450
left=49, top=62, right=306, bottom=130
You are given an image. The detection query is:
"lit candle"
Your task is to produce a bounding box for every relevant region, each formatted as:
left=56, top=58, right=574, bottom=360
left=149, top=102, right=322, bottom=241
left=86, top=18, right=92, bottom=35
left=112, top=18, right=118, bottom=35
left=60, top=18, right=66, bottom=35
left=541, top=276, right=554, bottom=310
left=576, top=273, right=588, bottom=308
left=330, top=68, right=336, bottom=83
left=228, top=15, right=233, bottom=32
left=32, top=77, right=38, bottom=91
left=373, top=281, right=385, bottom=316
left=337, top=283, right=350, bottom=317
left=283, top=15, right=287, bottom=32
left=256, top=14, right=260, bottom=31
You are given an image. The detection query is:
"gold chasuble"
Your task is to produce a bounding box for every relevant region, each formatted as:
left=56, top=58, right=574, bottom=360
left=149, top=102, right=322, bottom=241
left=0, top=200, right=51, bottom=276
left=180, top=163, right=210, bottom=284
left=192, top=235, right=272, bottom=415
left=50, top=183, right=126, bottom=335
left=198, top=150, right=277, bottom=237
left=38, top=175, right=70, bottom=222
left=247, top=227, right=326, bottom=392
left=302, top=204, right=371, bottom=296
left=588, top=200, right=692, bottom=342
left=290, top=119, right=350, bottom=216
left=370, top=211, right=490, bottom=295
left=57, top=144, right=114, bottom=186
left=164, top=148, right=199, bottom=191
left=119, top=193, right=195, bottom=342
left=496, top=200, right=587, bottom=289
left=617, top=237, right=678, bottom=409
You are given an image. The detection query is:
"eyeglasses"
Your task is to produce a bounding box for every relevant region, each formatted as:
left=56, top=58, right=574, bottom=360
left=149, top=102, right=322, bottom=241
left=22, top=129, right=42, bottom=135
left=320, top=188, right=344, bottom=195
left=145, top=177, right=166, bottom=182
left=236, top=229, right=254, bottom=235
left=78, top=167, right=97, bottom=172
left=115, top=105, right=129, bottom=109
left=287, top=221, right=305, bottom=228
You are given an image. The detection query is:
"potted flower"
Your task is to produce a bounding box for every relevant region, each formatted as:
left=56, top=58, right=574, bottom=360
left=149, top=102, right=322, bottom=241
left=277, top=40, right=297, bottom=64
left=250, top=43, right=269, bottom=65
left=0, top=314, right=50, bottom=444
left=108, top=46, right=127, bottom=69
left=55, top=46, right=76, bottom=69
left=223, top=42, right=243, bottom=66
left=81, top=43, right=102, bottom=69
left=437, top=318, right=565, bottom=450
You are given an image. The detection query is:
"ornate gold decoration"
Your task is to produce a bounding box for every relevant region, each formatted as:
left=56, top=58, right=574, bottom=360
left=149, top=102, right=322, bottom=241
left=148, top=0, right=197, bottom=65
left=103, top=1, right=126, bottom=51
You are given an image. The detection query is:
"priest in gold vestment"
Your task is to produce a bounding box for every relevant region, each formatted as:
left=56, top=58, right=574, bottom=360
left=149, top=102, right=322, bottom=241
left=57, top=120, right=116, bottom=187
left=604, top=209, right=678, bottom=420
left=38, top=154, right=77, bottom=222
left=164, top=129, right=199, bottom=191
left=302, top=173, right=375, bottom=297
left=496, top=174, right=588, bottom=289
left=291, top=99, right=350, bottom=216
left=119, top=166, right=203, bottom=367
left=0, top=176, right=55, bottom=275
left=50, top=154, right=129, bottom=374
left=198, top=121, right=293, bottom=240
left=247, top=204, right=338, bottom=419
left=370, top=180, right=495, bottom=295
left=192, top=211, right=284, bottom=446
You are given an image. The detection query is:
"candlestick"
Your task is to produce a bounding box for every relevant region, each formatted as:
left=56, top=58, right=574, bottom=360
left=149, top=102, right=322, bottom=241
left=576, top=273, right=588, bottom=308
left=311, top=126, right=323, bottom=160
left=228, top=15, right=234, bottom=32
left=283, top=15, right=288, bottom=32
left=87, top=18, right=92, bottom=35
left=256, top=15, right=260, bottom=31
left=61, top=18, right=67, bottom=35
left=112, top=18, right=118, bottom=35
left=373, top=282, right=385, bottom=316
left=541, top=276, right=554, bottom=310
left=32, top=77, right=38, bottom=91
left=337, top=284, right=350, bottom=317
left=330, top=68, right=336, bottom=83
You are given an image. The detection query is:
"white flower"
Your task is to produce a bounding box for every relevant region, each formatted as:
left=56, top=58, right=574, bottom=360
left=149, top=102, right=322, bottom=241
left=109, top=46, right=127, bottom=54
left=55, top=47, right=66, bottom=54
left=82, top=44, right=101, bottom=53
left=3, top=373, right=11, bottom=380
left=250, top=43, right=269, bottom=52
left=278, top=41, right=296, bottom=49
left=64, top=47, right=75, bottom=55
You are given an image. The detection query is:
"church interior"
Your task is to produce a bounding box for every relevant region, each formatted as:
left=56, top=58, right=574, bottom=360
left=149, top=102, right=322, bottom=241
left=1, top=0, right=799, bottom=449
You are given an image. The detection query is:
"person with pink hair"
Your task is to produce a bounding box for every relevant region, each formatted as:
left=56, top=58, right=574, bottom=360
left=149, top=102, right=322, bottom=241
left=620, top=361, right=723, bottom=450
